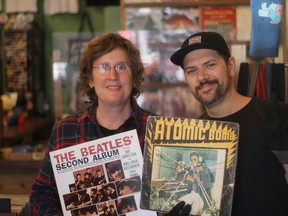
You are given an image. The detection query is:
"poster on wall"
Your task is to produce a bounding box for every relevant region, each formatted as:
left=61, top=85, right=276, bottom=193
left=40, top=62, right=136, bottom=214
left=200, top=7, right=237, bottom=41
left=68, top=39, right=90, bottom=66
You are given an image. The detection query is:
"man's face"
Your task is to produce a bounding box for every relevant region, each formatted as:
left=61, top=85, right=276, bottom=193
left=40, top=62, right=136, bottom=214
left=183, top=49, right=234, bottom=108
left=78, top=193, right=85, bottom=199
left=70, top=186, right=76, bottom=192
left=110, top=169, right=123, bottom=181
left=176, top=165, right=182, bottom=173
left=119, top=185, right=134, bottom=196
left=190, top=155, right=199, bottom=167
left=121, top=204, right=136, bottom=213
left=91, top=191, right=96, bottom=197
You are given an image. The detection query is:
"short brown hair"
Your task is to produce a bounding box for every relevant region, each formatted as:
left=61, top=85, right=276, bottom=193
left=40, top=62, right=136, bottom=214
left=79, top=32, right=145, bottom=103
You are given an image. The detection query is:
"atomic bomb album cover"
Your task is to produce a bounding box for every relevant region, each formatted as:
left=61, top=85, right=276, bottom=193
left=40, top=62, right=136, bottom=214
left=140, top=116, right=239, bottom=216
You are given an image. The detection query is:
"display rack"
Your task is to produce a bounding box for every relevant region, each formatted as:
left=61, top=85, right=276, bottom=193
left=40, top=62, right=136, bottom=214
left=120, top=0, right=250, bottom=118
left=121, top=0, right=250, bottom=29
left=121, top=0, right=250, bottom=8
left=0, top=13, right=45, bottom=116
left=5, top=30, right=29, bottom=92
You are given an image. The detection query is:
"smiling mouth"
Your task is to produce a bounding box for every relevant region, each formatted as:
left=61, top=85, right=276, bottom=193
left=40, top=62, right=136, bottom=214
left=197, top=84, right=212, bottom=93
left=107, top=85, right=121, bottom=89
left=197, top=81, right=217, bottom=92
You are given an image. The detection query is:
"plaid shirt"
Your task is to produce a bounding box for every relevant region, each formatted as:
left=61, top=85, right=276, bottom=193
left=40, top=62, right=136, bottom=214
left=30, top=100, right=154, bottom=215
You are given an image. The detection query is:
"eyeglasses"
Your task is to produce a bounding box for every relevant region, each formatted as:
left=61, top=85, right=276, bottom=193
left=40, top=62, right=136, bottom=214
left=92, top=63, right=131, bottom=74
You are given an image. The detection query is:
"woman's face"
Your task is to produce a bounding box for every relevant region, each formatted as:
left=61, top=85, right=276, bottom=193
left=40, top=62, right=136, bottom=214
left=90, top=47, right=133, bottom=107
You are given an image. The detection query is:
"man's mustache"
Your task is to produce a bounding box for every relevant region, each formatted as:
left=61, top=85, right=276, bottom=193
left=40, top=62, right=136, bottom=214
left=196, top=80, right=218, bottom=91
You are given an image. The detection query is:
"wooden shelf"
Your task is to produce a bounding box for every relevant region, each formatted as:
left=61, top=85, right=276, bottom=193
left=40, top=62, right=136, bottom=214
left=0, top=117, right=54, bottom=146
left=0, top=160, right=42, bottom=194
left=139, top=40, right=249, bottom=49
left=123, top=0, right=250, bottom=7
left=0, top=160, right=42, bottom=175
left=142, top=82, right=188, bottom=90
left=121, top=0, right=251, bottom=36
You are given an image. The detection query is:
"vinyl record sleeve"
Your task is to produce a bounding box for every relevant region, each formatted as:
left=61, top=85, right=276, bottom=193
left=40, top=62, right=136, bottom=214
left=140, top=116, right=239, bottom=216
left=50, top=129, right=156, bottom=216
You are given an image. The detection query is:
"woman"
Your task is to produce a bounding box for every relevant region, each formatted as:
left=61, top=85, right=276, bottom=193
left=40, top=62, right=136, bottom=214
left=30, top=32, right=155, bottom=215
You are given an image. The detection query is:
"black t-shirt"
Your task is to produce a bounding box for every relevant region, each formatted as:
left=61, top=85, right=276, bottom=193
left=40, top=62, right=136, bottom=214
left=203, top=98, right=288, bottom=216
left=98, top=117, right=136, bottom=137
left=99, top=124, right=117, bottom=136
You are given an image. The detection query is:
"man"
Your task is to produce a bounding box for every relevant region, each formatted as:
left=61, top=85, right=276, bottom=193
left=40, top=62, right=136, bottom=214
left=102, top=206, right=111, bottom=216
left=105, top=183, right=118, bottom=200
left=66, top=189, right=91, bottom=210
left=187, top=152, right=212, bottom=196
left=109, top=204, right=117, bottom=216
left=84, top=168, right=94, bottom=187
left=184, top=152, right=212, bottom=211
left=170, top=31, right=288, bottom=216
left=116, top=196, right=137, bottom=214
left=75, top=173, right=85, bottom=190
left=116, top=176, right=141, bottom=196
left=106, top=160, right=125, bottom=182
left=94, top=169, right=106, bottom=186
left=90, top=188, right=98, bottom=204
left=74, top=189, right=91, bottom=209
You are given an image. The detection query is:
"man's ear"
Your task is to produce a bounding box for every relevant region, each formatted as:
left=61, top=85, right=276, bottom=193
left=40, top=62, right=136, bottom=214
left=228, top=56, right=236, bottom=76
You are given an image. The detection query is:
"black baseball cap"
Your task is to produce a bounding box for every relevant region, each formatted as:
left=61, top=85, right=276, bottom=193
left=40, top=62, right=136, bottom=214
left=170, top=31, right=231, bottom=67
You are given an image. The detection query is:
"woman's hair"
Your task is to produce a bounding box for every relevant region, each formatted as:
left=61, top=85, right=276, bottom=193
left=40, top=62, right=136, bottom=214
left=79, top=32, right=145, bottom=103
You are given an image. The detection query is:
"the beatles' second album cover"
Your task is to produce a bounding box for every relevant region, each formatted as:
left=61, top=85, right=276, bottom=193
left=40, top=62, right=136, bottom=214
left=140, top=116, right=239, bottom=216
left=50, top=130, right=156, bottom=216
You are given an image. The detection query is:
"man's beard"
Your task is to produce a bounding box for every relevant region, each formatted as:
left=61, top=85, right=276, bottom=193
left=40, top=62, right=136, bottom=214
left=194, top=77, right=231, bottom=107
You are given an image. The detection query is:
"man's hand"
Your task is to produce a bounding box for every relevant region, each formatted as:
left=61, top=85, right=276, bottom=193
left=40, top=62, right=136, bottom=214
left=195, top=165, right=203, bottom=172
left=167, top=201, right=191, bottom=216
left=186, top=174, right=193, bottom=181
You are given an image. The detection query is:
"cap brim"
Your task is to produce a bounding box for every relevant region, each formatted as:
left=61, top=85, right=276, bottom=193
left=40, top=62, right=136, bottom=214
left=170, top=43, right=211, bottom=67
left=170, top=43, right=230, bottom=67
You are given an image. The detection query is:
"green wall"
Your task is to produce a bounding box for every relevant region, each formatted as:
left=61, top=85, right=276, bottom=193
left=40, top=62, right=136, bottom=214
left=43, top=6, right=121, bottom=116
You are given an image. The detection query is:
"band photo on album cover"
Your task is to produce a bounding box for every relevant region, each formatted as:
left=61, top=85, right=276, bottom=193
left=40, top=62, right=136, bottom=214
left=62, top=162, right=141, bottom=216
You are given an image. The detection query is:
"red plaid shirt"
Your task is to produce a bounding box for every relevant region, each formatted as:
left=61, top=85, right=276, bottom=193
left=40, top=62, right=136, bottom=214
left=30, top=100, right=154, bottom=215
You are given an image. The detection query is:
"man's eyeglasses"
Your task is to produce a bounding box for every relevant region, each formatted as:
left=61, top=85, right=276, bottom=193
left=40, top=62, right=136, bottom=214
left=92, top=63, right=131, bottom=74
